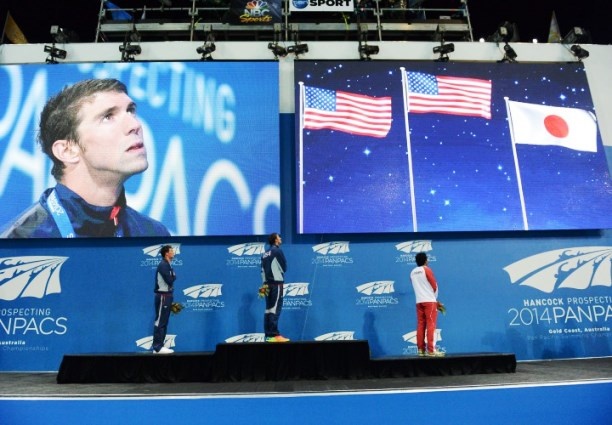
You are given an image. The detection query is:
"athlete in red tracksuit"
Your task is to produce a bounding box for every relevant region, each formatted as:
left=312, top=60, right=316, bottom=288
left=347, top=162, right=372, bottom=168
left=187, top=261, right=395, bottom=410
left=409, top=252, right=444, bottom=356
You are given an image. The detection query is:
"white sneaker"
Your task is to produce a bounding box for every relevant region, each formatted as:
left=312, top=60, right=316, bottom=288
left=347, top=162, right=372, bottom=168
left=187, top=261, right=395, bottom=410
left=154, top=346, right=174, bottom=354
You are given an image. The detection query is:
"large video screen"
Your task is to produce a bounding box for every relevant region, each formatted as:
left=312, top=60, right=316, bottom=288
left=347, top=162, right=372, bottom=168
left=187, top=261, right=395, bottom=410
left=295, top=61, right=612, bottom=233
left=0, top=61, right=280, bottom=238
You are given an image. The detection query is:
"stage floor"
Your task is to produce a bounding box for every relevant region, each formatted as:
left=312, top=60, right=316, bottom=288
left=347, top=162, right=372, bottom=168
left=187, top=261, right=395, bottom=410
left=1, top=357, right=610, bottom=398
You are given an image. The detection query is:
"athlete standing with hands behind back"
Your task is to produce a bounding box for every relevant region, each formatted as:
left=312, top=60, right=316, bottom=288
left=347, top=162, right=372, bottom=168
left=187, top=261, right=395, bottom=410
left=410, top=252, right=445, bottom=357
left=152, top=244, right=176, bottom=354
left=261, top=232, right=290, bottom=343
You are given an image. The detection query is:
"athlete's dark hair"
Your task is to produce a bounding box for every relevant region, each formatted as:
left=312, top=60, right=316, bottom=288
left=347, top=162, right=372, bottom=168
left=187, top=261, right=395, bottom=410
left=38, top=78, right=129, bottom=180
left=415, top=252, right=428, bottom=267
left=268, top=232, right=280, bottom=246
left=159, top=245, right=173, bottom=258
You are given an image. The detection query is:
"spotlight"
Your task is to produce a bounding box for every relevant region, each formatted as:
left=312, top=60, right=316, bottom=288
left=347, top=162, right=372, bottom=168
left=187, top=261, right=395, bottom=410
left=287, top=43, right=309, bottom=56
left=43, top=44, right=67, bottom=64
left=359, top=44, right=379, bottom=58
left=268, top=42, right=287, bottom=59
left=570, top=44, right=589, bottom=60
left=268, top=23, right=287, bottom=60
left=50, top=25, right=77, bottom=43
left=119, top=43, right=141, bottom=62
left=498, top=42, right=517, bottom=63
left=358, top=24, right=379, bottom=61
left=433, top=42, right=454, bottom=62
left=286, top=25, right=308, bottom=58
left=119, top=27, right=142, bottom=62
left=433, top=43, right=454, bottom=55
left=197, top=30, right=216, bottom=61
left=196, top=43, right=216, bottom=60
left=562, top=27, right=590, bottom=45
left=487, top=21, right=516, bottom=44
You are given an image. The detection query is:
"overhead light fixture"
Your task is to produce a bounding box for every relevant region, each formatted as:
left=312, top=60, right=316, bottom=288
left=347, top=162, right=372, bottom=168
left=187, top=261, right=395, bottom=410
left=560, top=27, right=590, bottom=62
left=43, top=44, right=67, bottom=64
left=287, top=24, right=308, bottom=59
left=562, top=27, right=590, bottom=45
left=119, top=27, right=142, bottom=62
left=288, top=43, right=309, bottom=56
left=268, top=23, right=287, bottom=59
left=196, top=42, right=216, bottom=61
left=358, top=24, right=379, bottom=61
left=50, top=25, right=77, bottom=44
left=433, top=43, right=454, bottom=62
left=359, top=44, right=379, bottom=60
left=432, top=26, right=454, bottom=62
left=498, top=42, right=518, bottom=63
left=570, top=44, right=589, bottom=60
left=196, top=29, right=216, bottom=61
left=487, top=21, right=516, bottom=44
left=268, top=42, right=287, bottom=58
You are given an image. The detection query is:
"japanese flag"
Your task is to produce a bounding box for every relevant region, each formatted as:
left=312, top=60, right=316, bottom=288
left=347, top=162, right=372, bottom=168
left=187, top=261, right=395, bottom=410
left=507, top=100, right=597, bottom=152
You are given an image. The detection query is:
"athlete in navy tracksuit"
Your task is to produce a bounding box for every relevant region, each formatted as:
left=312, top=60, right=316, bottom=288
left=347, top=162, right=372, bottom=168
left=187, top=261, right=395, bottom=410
left=152, top=245, right=176, bottom=354
left=0, top=78, right=170, bottom=239
left=260, top=232, right=289, bottom=342
left=0, top=183, right=170, bottom=238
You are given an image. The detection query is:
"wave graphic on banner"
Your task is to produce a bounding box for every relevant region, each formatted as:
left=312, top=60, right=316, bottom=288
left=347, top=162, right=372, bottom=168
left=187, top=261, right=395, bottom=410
left=183, top=284, right=223, bottom=298
left=315, top=331, right=355, bottom=341
left=227, top=243, right=265, bottom=256
left=143, top=244, right=181, bottom=257
left=284, top=282, right=310, bottom=296
left=356, top=281, right=395, bottom=295
left=503, top=246, right=612, bottom=293
left=225, top=333, right=265, bottom=343
left=312, top=241, right=350, bottom=255
left=395, top=240, right=433, bottom=253
left=0, top=256, right=68, bottom=301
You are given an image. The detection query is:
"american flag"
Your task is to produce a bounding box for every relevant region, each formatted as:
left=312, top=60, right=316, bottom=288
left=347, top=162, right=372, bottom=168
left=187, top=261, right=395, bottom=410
left=303, top=86, right=392, bottom=138
left=405, top=71, right=492, bottom=119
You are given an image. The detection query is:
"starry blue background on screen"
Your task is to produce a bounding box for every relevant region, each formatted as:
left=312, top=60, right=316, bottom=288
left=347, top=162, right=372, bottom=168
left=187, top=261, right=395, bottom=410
left=294, top=61, right=612, bottom=233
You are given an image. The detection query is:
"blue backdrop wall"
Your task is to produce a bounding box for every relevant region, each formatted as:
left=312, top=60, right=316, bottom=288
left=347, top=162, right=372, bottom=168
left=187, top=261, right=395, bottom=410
left=1, top=114, right=611, bottom=372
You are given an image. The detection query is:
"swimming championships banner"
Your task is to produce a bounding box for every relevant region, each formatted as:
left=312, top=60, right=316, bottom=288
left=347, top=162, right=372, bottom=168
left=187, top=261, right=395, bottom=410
left=0, top=61, right=280, bottom=237
left=1, top=233, right=610, bottom=371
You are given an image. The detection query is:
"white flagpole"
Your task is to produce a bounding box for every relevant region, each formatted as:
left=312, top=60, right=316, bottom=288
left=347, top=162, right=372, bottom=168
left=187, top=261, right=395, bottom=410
left=505, top=97, right=529, bottom=230
left=401, top=68, right=417, bottom=232
left=298, top=82, right=305, bottom=234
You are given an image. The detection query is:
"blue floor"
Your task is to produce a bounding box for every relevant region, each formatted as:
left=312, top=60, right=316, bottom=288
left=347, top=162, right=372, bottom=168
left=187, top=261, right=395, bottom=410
left=2, top=381, right=611, bottom=425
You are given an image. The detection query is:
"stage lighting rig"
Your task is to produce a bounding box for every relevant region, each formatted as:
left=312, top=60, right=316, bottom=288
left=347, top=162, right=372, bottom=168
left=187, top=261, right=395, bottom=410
left=562, top=27, right=590, bottom=45
left=197, top=29, right=216, bottom=61
left=119, top=28, right=142, bottom=62
left=119, top=43, right=141, bottom=62
left=498, top=42, right=518, bottom=63
left=268, top=23, right=287, bottom=59
left=570, top=44, right=589, bottom=61
left=433, top=28, right=454, bottom=62
left=287, top=24, right=308, bottom=59
left=43, top=44, right=67, bottom=64
left=268, top=42, right=287, bottom=58
left=561, top=27, right=590, bottom=61
left=197, top=42, right=216, bottom=61
left=487, top=21, right=516, bottom=44
left=287, top=43, right=309, bottom=56
left=50, top=25, right=77, bottom=44
left=358, top=24, right=379, bottom=61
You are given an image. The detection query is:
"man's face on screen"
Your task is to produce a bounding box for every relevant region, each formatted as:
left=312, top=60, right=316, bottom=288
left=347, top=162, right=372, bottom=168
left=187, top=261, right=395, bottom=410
left=75, top=90, right=148, bottom=184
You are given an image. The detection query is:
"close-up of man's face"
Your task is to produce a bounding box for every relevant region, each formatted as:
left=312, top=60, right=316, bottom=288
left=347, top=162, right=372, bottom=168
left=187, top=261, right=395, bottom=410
left=73, top=90, right=148, bottom=183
